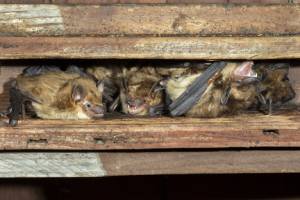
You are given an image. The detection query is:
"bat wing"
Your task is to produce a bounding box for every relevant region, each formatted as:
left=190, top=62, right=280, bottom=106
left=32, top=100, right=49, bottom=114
left=169, top=61, right=227, bottom=117
left=23, top=65, right=61, bottom=76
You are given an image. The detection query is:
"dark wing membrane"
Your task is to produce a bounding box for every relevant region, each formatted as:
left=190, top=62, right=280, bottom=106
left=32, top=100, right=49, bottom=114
left=169, top=61, right=227, bottom=117
left=23, top=65, right=61, bottom=76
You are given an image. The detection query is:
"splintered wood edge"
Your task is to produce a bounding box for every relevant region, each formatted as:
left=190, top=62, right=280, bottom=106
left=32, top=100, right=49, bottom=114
left=0, top=111, right=299, bottom=150
left=0, top=36, right=299, bottom=59
left=1, top=150, right=300, bottom=177
left=0, top=4, right=298, bottom=36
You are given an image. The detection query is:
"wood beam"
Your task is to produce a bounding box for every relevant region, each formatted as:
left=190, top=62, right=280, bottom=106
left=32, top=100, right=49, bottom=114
left=0, top=111, right=299, bottom=150
left=0, top=36, right=298, bottom=59
left=0, top=4, right=298, bottom=37
left=2, top=150, right=300, bottom=177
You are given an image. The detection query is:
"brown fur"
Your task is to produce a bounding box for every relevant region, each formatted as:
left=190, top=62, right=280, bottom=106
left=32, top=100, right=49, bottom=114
left=15, top=72, right=104, bottom=119
left=165, top=62, right=258, bottom=117
left=255, top=65, right=295, bottom=105
left=122, top=66, right=163, bottom=116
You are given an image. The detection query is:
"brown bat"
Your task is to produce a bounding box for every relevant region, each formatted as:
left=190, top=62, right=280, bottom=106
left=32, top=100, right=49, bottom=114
left=164, top=61, right=258, bottom=117
left=87, top=64, right=165, bottom=116
left=120, top=66, right=165, bottom=116
left=254, top=63, right=296, bottom=114
left=86, top=65, right=122, bottom=112
left=9, top=71, right=104, bottom=126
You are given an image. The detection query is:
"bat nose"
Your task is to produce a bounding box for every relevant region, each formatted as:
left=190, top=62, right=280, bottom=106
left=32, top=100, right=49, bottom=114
left=92, top=106, right=104, bottom=114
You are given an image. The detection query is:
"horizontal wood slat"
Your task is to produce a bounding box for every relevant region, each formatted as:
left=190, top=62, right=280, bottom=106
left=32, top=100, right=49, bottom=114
left=101, top=150, right=300, bottom=175
left=0, top=36, right=298, bottom=59
left=0, top=4, right=298, bottom=37
left=2, top=150, right=300, bottom=177
left=0, top=110, right=299, bottom=150
left=0, top=0, right=297, bottom=4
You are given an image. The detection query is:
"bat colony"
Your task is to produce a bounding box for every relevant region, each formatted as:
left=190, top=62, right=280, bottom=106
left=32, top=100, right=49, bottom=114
left=1, top=61, right=296, bottom=126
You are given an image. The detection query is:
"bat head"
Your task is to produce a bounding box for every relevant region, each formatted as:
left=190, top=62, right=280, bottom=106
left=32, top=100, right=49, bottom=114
left=71, top=79, right=105, bottom=119
left=219, top=62, right=259, bottom=107
left=122, top=67, right=163, bottom=116
left=258, top=63, right=295, bottom=104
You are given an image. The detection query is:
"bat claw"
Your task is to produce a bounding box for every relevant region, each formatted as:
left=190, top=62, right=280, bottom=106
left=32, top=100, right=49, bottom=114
left=9, top=119, right=18, bottom=127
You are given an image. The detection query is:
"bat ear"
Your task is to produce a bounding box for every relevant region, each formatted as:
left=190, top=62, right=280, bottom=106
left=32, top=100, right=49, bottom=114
left=159, top=79, right=168, bottom=87
left=97, top=80, right=104, bottom=93
left=72, top=85, right=86, bottom=102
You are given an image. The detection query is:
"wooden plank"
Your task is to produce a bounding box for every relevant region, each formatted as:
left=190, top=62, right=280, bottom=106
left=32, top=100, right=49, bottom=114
left=0, top=0, right=297, bottom=3
left=0, top=110, right=299, bottom=150
left=2, top=151, right=300, bottom=177
left=0, top=4, right=298, bottom=36
left=0, top=36, right=298, bottom=59
left=101, top=151, right=300, bottom=175
left=0, top=153, right=106, bottom=177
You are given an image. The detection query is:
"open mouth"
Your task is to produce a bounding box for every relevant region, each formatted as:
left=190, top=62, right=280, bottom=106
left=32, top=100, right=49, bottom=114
left=127, top=103, right=148, bottom=115
left=233, top=61, right=257, bottom=82
left=92, top=113, right=104, bottom=118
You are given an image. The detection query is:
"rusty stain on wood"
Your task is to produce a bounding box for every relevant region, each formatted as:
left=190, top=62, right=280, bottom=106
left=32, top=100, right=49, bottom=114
left=0, top=4, right=298, bottom=36
left=0, top=110, right=299, bottom=150
left=0, top=36, right=298, bottom=59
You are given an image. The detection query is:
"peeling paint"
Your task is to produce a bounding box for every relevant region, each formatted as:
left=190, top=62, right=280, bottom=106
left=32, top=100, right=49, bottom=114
left=0, top=153, right=106, bottom=177
left=0, top=5, right=64, bottom=36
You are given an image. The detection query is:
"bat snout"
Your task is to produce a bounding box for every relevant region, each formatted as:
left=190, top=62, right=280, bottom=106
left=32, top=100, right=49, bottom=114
left=127, top=98, right=145, bottom=108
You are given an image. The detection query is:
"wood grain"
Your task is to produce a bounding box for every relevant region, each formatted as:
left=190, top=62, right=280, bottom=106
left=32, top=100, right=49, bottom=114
left=0, top=0, right=296, bottom=3
left=0, top=153, right=106, bottom=177
left=0, top=4, right=298, bottom=36
left=101, top=150, right=300, bottom=175
left=0, top=36, right=298, bottom=59
left=0, top=110, right=299, bottom=150
left=2, top=151, right=300, bottom=177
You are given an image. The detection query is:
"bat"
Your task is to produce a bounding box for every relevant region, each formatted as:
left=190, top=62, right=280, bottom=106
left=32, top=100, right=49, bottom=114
left=164, top=61, right=259, bottom=117
left=254, top=63, right=296, bottom=114
left=8, top=71, right=104, bottom=126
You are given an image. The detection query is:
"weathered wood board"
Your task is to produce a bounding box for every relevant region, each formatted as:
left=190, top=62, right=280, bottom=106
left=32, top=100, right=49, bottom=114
left=0, top=153, right=106, bottom=177
left=0, top=110, right=299, bottom=150
left=0, top=0, right=296, bottom=4
left=2, top=150, right=300, bottom=177
left=0, top=4, right=298, bottom=36
left=0, top=36, right=298, bottom=59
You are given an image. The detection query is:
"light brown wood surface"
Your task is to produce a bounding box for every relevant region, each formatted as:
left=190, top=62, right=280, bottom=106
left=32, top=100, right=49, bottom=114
left=0, top=36, right=298, bottom=59
left=2, top=151, right=300, bottom=177
left=0, top=0, right=296, bottom=4
left=0, top=110, right=299, bottom=150
left=0, top=4, right=298, bottom=37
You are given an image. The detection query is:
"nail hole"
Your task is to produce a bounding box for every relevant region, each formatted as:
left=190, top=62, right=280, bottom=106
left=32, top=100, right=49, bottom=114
left=27, top=138, right=48, bottom=144
left=262, top=129, right=280, bottom=135
left=94, top=137, right=105, bottom=145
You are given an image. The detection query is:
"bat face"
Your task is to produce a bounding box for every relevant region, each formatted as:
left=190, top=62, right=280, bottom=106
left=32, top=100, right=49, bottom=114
left=125, top=79, right=163, bottom=115
left=258, top=65, right=295, bottom=104
left=71, top=80, right=105, bottom=119
left=122, top=67, right=163, bottom=116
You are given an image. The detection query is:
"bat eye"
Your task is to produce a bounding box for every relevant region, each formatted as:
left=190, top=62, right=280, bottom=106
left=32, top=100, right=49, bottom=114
left=84, top=101, right=92, bottom=108
left=174, top=75, right=180, bottom=80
